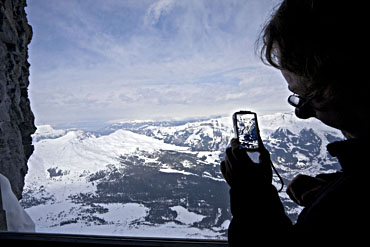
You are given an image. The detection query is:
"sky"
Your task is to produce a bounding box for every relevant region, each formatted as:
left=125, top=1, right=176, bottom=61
left=26, top=0, right=291, bottom=130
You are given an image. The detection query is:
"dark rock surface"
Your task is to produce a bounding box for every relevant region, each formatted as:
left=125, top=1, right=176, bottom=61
left=0, top=0, right=36, bottom=199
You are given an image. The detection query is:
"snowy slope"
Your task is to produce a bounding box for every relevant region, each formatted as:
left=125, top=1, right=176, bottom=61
left=21, top=111, right=344, bottom=239
left=30, top=128, right=187, bottom=173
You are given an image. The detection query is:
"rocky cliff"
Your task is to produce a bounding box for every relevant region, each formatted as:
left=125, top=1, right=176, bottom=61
left=0, top=0, right=35, bottom=200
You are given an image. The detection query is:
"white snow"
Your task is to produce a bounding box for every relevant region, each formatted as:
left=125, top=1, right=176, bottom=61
left=159, top=168, right=196, bottom=176
left=259, top=111, right=342, bottom=139
left=220, top=220, right=230, bottom=230
left=170, top=206, right=206, bottom=225
left=25, top=201, right=222, bottom=239
left=97, top=203, right=149, bottom=224
left=293, top=151, right=310, bottom=167
left=25, top=127, right=188, bottom=189
left=37, top=221, right=224, bottom=239
left=32, top=125, right=67, bottom=141
left=181, top=160, right=193, bottom=168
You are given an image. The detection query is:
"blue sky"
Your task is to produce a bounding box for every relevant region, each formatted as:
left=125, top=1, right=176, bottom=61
left=26, top=0, right=291, bottom=130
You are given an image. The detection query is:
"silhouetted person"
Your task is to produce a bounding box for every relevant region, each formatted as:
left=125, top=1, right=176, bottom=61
left=221, top=0, right=369, bottom=244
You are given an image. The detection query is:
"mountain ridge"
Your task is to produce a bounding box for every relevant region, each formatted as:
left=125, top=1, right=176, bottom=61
left=21, top=111, right=344, bottom=239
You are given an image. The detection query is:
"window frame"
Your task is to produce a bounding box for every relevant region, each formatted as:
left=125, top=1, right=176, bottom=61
left=0, top=232, right=228, bottom=247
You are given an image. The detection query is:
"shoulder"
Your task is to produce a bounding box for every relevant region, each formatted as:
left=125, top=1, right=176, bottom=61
left=295, top=172, right=368, bottom=233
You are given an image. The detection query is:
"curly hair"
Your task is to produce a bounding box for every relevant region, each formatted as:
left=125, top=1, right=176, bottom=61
left=258, top=0, right=363, bottom=97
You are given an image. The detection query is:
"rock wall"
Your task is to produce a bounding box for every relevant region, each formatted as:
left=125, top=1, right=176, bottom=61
left=0, top=0, right=36, bottom=200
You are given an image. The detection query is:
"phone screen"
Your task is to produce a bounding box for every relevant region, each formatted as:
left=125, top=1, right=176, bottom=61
left=234, top=112, right=259, bottom=150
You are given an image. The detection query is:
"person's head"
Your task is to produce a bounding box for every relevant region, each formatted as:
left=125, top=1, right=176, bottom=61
left=259, top=0, right=368, bottom=138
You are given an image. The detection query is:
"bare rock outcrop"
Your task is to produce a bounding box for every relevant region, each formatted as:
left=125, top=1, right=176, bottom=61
left=0, top=0, right=36, bottom=199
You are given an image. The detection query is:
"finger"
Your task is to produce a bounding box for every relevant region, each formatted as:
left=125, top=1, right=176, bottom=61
left=230, top=138, right=240, bottom=148
left=287, top=184, right=300, bottom=205
left=257, top=133, right=264, bottom=148
left=287, top=174, right=308, bottom=205
left=225, top=147, right=238, bottom=174
left=220, top=161, right=232, bottom=185
left=225, top=146, right=236, bottom=164
left=258, top=146, right=271, bottom=164
left=220, top=161, right=226, bottom=176
left=230, top=140, right=252, bottom=164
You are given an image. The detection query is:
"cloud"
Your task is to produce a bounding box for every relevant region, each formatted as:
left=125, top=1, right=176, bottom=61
left=145, top=0, right=176, bottom=26
left=26, top=0, right=289, bottom=129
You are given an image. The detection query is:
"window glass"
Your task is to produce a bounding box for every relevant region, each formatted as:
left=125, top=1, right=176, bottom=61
left=17, top=0, right=343, bottom=239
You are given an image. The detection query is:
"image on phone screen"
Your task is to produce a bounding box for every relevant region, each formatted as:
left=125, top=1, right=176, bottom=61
left=236, top=113, right=259, bottom=150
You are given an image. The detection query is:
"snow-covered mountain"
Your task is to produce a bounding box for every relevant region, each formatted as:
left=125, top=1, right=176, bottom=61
left=20, top=112, right=344, bottom=239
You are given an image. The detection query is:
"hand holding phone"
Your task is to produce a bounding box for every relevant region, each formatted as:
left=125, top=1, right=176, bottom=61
left=222, top=110, right=284, bottom=192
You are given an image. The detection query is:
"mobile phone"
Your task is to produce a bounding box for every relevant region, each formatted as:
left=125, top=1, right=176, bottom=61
left=232, top=111, right=260, bottom=150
